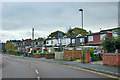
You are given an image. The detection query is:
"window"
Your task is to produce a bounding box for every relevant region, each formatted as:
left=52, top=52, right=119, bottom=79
left=51, top=40, right=53, bottom=44
left=88, top=36, right=93, bottom=41
left=100, top=34, right=106, bottom=40
left=38, top=42, right=40, bottom=45
left=80, top=38, right=84, bottom=42
left=64, top=39, right=66, bottom=44
left=47, top=41, right=49, bottom=44
left=72, top=39, right=75, bottom=43
left=36, top=42, right=38, bottom=45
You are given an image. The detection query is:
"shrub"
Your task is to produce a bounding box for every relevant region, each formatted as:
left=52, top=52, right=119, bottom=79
left=38, top=50, right=42, bottom=53
left=92, top=56, right=99, bottom=61
left=14, top=50, right=17, bottom=53
left=34, top=53, right=40, bottom=55
left=34, top=53, right=46, bottom=55
left=46, top=53, right=55, bottom=56
left=102, top=37, right=116, bottom=53
left=83, top=49, right=95, bottom=57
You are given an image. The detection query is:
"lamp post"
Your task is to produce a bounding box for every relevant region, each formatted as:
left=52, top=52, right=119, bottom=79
left=79, top=8, right=84, bottom=63
left=32, top=28, right=34, bottom=57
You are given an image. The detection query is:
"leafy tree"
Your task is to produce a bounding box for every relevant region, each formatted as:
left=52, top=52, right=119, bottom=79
left=101, top=37, right=116, bottom=53
left=5, top=41, right=15, bottom=52
left=66, top=27, right=73, bottom=37
left=48, top=30, right=66, bottom=38
left=115, top=37, right=120, bottom=50
left=89, top=30, right=92, bottom=34
left=2, top=43, right=6, bottom=53
left=114, top=27, right=120, bottom=37
left=35, top=37, right=44, bottom=41
left=66, top=27, right=88, bottom=36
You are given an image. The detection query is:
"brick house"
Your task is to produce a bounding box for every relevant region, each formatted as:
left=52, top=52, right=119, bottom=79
left=87, top=32, right=112, bottom=45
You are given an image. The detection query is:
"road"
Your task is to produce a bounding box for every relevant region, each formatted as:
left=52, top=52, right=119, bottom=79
left=2, top=54, right=119, bottom=80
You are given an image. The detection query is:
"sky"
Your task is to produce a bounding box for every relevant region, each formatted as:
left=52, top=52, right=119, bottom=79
left=0, top=1, right=119, bottom=42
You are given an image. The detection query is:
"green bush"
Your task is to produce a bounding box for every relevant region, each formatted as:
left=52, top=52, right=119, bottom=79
left=46, top=53, right=55, bottom=55
left=92, top=56, right=99, bottom=61
left=38, top=50, right=42, bottom=53
left=83, top=49, right=95, bottom=57
left=34, top=53, right=46, bottom=55
left=34, top=53, right=40, bottom=55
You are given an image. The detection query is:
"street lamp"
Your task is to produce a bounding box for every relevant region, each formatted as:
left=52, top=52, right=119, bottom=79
left=79, top=8, right=84, bottom=63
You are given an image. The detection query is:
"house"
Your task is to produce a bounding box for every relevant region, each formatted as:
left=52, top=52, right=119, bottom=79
left=42, top=38, right=58, bottom=52
left=62, top=36, right=71, bottom=47
left=70, top=35, right=88, bottom=47
left=100, top=27, right=119, bottom=37
left=86, top=27, right=119, bottom=46
left=87, top=32, right=112, bottom=46
left=33, top=39, right=44, bottom=51
left=16, top=39, right=32, bottom=52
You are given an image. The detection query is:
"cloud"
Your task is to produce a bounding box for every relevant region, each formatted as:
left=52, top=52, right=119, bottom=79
left=1, top=2, right=118, bottom=42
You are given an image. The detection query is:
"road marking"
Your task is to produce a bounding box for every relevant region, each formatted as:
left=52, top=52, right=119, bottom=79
left=31, top=66, right=35, bottom=69
left=35, top=69, right=39, bottom=74
left=62, top=65, right=120, bottom=79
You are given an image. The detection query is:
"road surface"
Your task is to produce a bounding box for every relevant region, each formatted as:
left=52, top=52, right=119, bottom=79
left=2, top=54, right=119, bottom=80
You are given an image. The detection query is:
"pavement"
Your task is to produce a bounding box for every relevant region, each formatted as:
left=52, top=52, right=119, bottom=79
left=4, top=54, right=120, bottom=78
left=2, top=54, right=118, bottom=80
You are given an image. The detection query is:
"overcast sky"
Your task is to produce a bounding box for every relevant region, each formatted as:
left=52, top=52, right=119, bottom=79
left=0, top=1, right=119, bottom=42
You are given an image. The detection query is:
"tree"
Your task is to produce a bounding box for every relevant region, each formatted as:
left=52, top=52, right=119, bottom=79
left=5, top=41, right=15, bottom=52
left=114, top=27, right=120, bottom=37
left=35, top=37, right=44, bottom=41
left=102, top=37, right=116, bottom=53
left=115, top=37, right=120, bottom=50
left=48, top=30, right=66, bottom=38
left=89, top=30, right=92, bottom=34
left=66, top=27, right=73, bottom=37
left=66, top=27, right=88, bottom=36
left=2, top=43, right=6, bottom=53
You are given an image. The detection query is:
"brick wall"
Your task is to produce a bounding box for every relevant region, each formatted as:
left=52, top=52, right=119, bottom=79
left=84, top=51, right=90, bottom=63
left=64, top=50, right=82, bottom=60
left=103, top=50, right=120, bottom=66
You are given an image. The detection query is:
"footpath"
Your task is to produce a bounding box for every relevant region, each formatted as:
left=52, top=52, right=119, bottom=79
left=5, top=54, right=120, bottom=78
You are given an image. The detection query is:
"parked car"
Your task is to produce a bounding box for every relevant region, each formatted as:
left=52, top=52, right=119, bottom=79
left=94, top=50, right=102, bottom=55
left=41, top=51, right=50, bottom=53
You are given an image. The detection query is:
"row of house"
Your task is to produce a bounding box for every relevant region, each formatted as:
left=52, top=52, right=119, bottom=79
left=9, top=27, right=119, bottom=53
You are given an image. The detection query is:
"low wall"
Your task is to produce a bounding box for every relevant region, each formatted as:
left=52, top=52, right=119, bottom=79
left=64, top=50, right=82, bottom=60
left=55, top=52, right=63, bottom=60
left=103, top=50, right=120, bottom=66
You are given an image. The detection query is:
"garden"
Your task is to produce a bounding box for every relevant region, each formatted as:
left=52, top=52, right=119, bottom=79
left=34, top=52, right=55, bottom=59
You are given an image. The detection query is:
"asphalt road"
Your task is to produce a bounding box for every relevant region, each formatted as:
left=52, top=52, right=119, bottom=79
left=2, top=54, right=118, bottom=80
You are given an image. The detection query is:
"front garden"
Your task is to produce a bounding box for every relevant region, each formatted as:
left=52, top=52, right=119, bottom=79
left=34, top=52, right=55, bottom=59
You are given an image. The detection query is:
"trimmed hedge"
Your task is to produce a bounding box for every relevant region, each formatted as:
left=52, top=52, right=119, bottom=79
left=34, top=53, right=46, bottom=55
left=46, top=53, right=55, bottom=55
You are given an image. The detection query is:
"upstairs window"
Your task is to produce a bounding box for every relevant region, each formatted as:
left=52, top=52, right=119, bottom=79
left=72, top=39, right=75, bottom=43
left=80, top=38, right=84, bottom=42
left=88, top=36, right=93, bottom=41
left=100, top=34, right=106, bottom=40
left=51, top=40, right=53, bottom=44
